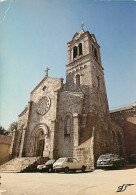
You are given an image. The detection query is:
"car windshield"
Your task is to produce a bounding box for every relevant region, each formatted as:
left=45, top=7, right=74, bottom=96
left=45, top=160, right=55, bottom=165
left=55, top=158, right=66, bottom=163
left=98, top=155, right=110, bottom=160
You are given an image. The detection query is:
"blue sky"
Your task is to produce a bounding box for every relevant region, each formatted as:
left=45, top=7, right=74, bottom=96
left=0, top=0, right=136, bottom=129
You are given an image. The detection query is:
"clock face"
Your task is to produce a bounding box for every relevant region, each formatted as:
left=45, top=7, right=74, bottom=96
left=37, top=96, right=51, bottom=115
left=75, top=35, right=80, bottom=40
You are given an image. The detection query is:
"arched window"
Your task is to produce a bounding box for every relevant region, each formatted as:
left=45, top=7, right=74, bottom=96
left=73, top=46, right=77, bottom=59
left=97, top=76, right=100, bottom=88
left=94, top=48, right=98, bottom=60
left=79, top=43, right=82, bottom=56
left=76, top=74, right=80, bottom=87
left=64, top=116, right=71, bottom=135
left=92, top=44, right=94, bottom=53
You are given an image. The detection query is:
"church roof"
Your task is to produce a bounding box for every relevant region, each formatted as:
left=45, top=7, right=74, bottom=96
left=30, top=76, right=63, bottom=95
left=31, top=77, right=47, bottom=95
left=68, top=30, right=98, bottom=46
left=110, top=104, right=136, bottom=113
left=0, top=135, right=12, bottom=145
left=18, top=107, right=27, bottom=117
left=72, top=30, right=85, bottom=40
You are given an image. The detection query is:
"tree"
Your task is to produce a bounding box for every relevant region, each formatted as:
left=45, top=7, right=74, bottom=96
left=7, top=121, right=18, bottom=136
left=0, top=126, right=7, bottom=135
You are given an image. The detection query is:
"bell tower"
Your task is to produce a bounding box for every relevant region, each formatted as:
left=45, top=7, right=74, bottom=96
left=66, top=27, right=109, bottom=116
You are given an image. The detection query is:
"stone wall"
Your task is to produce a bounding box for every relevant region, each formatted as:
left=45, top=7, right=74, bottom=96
left=55, top=91, right=84, bottom=158
left=110, top=104, right=136, bottom=158
left=11, top=29, right=126, bottom=170
left=25, top=77, right=63, bottom=158
left=12, top=106, right=29, bottom=157
left=14, top=77, right=63, bottom=158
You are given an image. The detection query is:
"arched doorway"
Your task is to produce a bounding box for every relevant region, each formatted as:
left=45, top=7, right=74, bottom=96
left=31, top=123, right=49, bottom=157
left=36, top=130, right=45, bottom=157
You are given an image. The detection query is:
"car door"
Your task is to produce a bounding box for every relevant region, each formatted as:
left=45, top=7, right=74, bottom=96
left=72, top=158, right=81, bottom=169
left=67, top=158, right=74, bottom=169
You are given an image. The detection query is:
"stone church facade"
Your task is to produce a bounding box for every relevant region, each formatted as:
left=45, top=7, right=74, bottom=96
left=11, top=29, right=125, bottom=169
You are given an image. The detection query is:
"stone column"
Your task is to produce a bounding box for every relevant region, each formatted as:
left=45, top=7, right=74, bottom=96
left=89, top=126, right=95, bottom=170
left=34, top=136, right=38, bottom=157
left=19, top=127, right=26, bottom=157
left=43, top=135, right=49, bottom=157
left=73, top=113, right=79, bottom=147
left=9, top=129, right=16, bottom=156
left=49, top=120, right=56, bottom=159
left=31, top=136, right=36, bottom=156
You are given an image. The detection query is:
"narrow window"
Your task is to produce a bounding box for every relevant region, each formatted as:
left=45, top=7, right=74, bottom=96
left=76, top=74, right=80, bottom=87
left=97, top=76, right=100, bottom=88
left=79, top=43, right=82, bottom=56
left=73, top=46, right=77, bottom=59
left=66, top=117, right=71, bottom=134
left=92, top=44, right=94, bottom=53
left=94, top=48, right=98, bottom=60
left=42, top=86, right=46, bottom=91
left=64, top=116, right=71, bottom=135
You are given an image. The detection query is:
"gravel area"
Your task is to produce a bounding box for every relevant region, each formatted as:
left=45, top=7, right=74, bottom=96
left=0, top=166, right=136, bottom=195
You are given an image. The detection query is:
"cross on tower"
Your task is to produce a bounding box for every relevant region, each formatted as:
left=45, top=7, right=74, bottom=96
left=45, top=67, right=50, bottom=77
left=81, top=21, right=84, bottom=30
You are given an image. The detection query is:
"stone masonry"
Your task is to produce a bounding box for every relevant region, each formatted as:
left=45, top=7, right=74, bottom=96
left=10, top=29, right=125, bottom=169
left=110, top=104, right=136, bottom=159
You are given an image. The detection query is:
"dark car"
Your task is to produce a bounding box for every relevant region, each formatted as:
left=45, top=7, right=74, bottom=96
left=37, top=159, right=56, bottom=173
left=129, top=154, right=136, bottom=163
left=97, top=154, right=125, bottom=169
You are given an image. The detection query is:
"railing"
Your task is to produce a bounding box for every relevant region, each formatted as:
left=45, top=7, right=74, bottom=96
left=21, top=157, right=31, bottom=170
left=21, top=157, right=49, bottom=172
left=21, top=157, right=39, bottom=171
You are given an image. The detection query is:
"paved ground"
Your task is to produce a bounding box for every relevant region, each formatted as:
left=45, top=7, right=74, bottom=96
left=0, top=165, right=136, bottom=195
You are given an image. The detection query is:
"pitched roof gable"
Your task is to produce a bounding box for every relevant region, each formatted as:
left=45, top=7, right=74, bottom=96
left=0, top=135, right=12, bottom=145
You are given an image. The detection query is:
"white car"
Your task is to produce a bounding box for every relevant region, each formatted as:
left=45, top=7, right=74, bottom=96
left=37, top=159, right=56, bottom=172
left=37, top=164, right=46, bottom=171
left=53, top=157, right=86, bottom=173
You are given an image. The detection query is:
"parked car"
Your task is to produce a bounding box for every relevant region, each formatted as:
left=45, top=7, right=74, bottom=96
left=37, top=159, right=56, bottom=173
left=97, top=154, right=125, bottom=169
left=53, top=157, right=86, bottom=173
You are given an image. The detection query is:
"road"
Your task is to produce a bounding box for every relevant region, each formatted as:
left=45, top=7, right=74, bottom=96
left=0, top=165, right=136, bottom=195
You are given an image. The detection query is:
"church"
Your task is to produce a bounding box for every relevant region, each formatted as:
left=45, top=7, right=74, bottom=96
left=10, top=27, right=125, bottom=169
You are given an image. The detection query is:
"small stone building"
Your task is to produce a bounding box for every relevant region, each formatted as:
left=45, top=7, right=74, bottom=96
left=0, top=135, right=12, bottom=164
left=11, top=29, right=125, bottom=169
left=110, top=104, right=136, bottom=159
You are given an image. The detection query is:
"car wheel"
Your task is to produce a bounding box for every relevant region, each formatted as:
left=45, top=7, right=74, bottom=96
left=64, top=167, right=69, bottom=173
left=82, top=166, right=86, bottom=172
left=48, top=168, right=52, bottom=173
